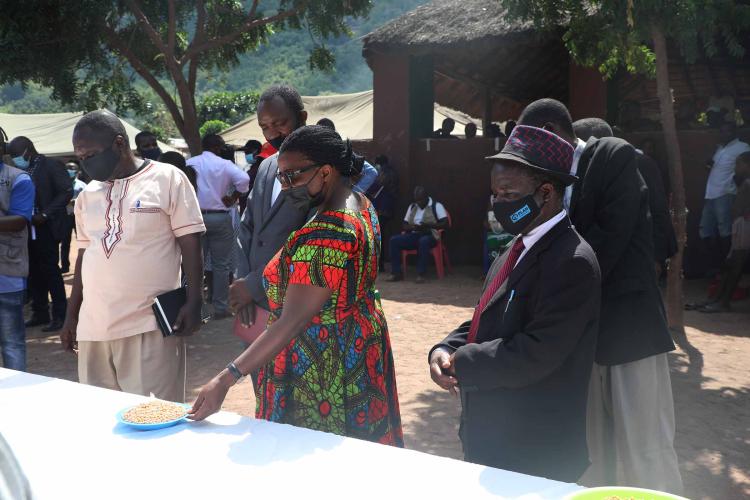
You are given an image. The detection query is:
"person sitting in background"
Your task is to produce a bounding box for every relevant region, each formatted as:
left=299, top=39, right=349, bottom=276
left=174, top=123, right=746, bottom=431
left=698, top=152, right=750, bottom=313
left=159, top=151, right=197, bottom=192
left=316, top=117, right=378, bottom=194
left=7, top=136, right=72, bottom=333
left=386, top=186, right=448, bottom=284
left=464, top=122, right=478, bottom=139
left=134, top=130, right=161, bottom=161
left=434, top=118, right=458, bottom=139
left=60, top=161, right=88, bottom=274
left=0, top=149, right=34, bottom=371
left=574, top=117, right=677, bottom=277
left=700, top=120, right=750, bottom=276
left=189, top=125, right=404, bottom=447
left=367, top=155, right=399, bottom=272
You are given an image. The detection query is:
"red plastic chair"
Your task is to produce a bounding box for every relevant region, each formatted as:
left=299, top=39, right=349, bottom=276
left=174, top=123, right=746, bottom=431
left=401, top=213, right=453, bottom=279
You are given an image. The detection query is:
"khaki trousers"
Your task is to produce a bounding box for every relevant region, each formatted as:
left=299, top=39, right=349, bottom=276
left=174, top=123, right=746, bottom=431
left=78, top=330, right=186, bottom=403
left=581, top=353, right=683, bottom=495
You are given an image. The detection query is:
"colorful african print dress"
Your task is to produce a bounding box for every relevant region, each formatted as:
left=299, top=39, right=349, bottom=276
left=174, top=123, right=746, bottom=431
left=257, top=198, right=404, bottom=447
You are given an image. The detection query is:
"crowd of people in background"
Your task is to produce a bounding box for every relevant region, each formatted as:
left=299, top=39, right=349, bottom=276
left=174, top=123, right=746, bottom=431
left=3, top=80, right=750, bottom=497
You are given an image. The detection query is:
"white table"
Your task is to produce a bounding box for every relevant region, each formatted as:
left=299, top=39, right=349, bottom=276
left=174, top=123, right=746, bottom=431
left=0, top=368, right=581, bottom=499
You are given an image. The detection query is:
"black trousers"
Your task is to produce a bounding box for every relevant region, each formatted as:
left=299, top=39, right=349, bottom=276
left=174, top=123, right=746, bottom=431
left=28, top=224, right=67, bottom=321
left=60, top=214, right=75, bottom=270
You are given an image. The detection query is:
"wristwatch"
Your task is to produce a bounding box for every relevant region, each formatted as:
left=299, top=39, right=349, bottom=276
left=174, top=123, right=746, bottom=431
left=226, top=361, right=244, bottom=383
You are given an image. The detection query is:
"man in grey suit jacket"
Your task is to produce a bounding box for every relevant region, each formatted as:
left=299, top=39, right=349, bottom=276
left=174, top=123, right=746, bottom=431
left=229, top=85, right=310, bottom=322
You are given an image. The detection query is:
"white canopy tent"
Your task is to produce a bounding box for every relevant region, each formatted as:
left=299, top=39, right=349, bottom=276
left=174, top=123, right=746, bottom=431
left=0, top=111, right=173, bottom=158
left=221, top=90, right=482, bottom=145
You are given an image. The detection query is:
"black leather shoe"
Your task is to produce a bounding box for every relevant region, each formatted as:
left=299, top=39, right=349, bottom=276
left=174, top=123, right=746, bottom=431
left=25, top=317, right=50, bottom=328
left=42, top=319, right=64, bottom=332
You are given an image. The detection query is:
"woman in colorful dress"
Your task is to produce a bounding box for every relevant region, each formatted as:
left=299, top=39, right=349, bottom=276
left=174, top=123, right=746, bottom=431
left=189, top=125, right=403, bottom=447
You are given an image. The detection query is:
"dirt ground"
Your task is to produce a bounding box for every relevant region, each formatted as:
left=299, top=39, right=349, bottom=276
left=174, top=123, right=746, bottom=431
left=18, top=266, right=750, bottom=500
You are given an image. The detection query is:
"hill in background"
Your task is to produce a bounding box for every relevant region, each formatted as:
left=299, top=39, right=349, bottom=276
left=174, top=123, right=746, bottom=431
left=0, top=1, right=427, bottom=117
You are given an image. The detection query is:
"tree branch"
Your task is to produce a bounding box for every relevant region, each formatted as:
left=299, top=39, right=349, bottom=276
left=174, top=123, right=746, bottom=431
left=124, top=0, right=172, bottom=60
left=167, top=0, right=176, bottom=57
left=188, top=55, right=199, bottom=97
left=179, top=6, right=304, bottom=65
left=102, top=25, right=185, bottom=132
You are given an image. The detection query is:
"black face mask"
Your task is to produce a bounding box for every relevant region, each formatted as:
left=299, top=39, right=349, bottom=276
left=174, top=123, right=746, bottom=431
left=81, top=141, right=121, bottom=182
left=283, top=168, right=324, bottom=211
left=268, top=135, right=285, bottom=150
left=141, top=147, right=162, bottom=161
left=492, top=186, right=545, bottom=236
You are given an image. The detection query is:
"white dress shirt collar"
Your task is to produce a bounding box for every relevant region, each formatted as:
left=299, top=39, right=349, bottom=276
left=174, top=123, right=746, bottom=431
left=571, top=138, right=587, bottom=177
left=563, top=139, right=587, bottom=212
left=518, top=209, right=567, bottom=263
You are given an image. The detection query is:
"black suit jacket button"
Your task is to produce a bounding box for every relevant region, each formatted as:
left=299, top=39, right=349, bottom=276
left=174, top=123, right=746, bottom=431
left=258, top=240, right=264, bottom=247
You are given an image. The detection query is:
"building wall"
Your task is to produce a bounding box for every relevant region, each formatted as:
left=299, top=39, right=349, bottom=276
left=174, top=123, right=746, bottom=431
left=358, top=129, right=749, bottom=275
left=569, top=64, right=608, bottom=120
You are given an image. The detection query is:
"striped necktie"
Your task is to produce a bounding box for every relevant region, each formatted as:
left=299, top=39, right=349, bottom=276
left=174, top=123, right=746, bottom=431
left=466, top=238, right=525, bottom=344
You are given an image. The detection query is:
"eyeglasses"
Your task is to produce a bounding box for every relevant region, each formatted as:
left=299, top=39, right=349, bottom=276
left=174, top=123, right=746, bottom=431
left=275, top=164, right=322, bottom=187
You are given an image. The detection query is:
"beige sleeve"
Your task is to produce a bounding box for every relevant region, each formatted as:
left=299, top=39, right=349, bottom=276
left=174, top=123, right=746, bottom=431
left=74, top=194, right=90, bottom=248
left=169, top=169, right=206, bottom=238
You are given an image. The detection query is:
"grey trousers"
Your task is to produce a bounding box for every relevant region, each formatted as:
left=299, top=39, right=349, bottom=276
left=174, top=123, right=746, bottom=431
left=581, top=353, right=683, bottom=495
left=202, top=212, right=234, bottom=314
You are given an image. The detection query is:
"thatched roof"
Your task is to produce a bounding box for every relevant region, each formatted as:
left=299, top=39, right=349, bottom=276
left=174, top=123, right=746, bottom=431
left=363, top=0, right=539, bottom=50
left=363, top=0, right=566, bottom=122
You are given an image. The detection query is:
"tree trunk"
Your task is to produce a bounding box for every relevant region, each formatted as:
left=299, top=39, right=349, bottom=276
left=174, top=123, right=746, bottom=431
left=175, top=79, right=202, bottom=156
left=651, top=25, right=686, bottom=334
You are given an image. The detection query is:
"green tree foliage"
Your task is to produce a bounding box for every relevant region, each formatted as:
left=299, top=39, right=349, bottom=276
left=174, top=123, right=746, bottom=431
left=497, top=0, right=750, bottom=331
left=0, top=0, right=375, bottom=153
left=197, top=91, right=259, bottom=126
left=501, top=1, right=750, bottom=77
left=0, top=1, right=428, bottom=128
left=199, top=119, right=230, bottom=137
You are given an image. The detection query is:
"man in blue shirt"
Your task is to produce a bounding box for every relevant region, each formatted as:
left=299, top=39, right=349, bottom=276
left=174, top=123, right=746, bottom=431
left=0, top=159, right=35, bottom=371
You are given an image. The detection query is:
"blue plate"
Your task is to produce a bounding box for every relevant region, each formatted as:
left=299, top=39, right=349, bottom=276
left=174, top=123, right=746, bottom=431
left=116, top=403, right=191, bottom=431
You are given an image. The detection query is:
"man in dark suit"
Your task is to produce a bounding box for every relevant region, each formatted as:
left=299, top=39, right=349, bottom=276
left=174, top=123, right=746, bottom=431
left=573, top=118, right=678, bottom=274
left=7, top=136, right=72, bottom=332
left=228, top=85, right=312, bottom=338
left=429, top=125, right=601, bottom=483
left=519, top=100, right=682, bottom=494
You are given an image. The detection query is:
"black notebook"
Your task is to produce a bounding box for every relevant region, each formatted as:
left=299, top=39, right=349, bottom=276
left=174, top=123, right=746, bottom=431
left=152, top=287, right=186, bottom=337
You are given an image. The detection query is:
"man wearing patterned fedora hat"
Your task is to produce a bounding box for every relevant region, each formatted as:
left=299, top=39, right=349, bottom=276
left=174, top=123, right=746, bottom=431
left=518, top=99, right=682, bottom=495
left=428, top=125, right=601, bottom=482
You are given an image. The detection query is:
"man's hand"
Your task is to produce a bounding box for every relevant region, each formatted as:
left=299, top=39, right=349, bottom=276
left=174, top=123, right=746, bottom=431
left=237, top=306, right=254, bottom=327
left=221, top=195, right=235, bottom=207
left=31, top=214, right=46, bottom=226
left=172, top=300, right=202, bottom=336
left=60, top=317, right=78, bottom=352
left=429, top=349, right=458, bottom=397
left=229, top=279, right=253, bottom=311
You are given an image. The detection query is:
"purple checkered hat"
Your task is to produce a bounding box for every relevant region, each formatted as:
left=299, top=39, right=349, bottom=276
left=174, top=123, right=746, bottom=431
left=486, top=125, right=577, bottom=185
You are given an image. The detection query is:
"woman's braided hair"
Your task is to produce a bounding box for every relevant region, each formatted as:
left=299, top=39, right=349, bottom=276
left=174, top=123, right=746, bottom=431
left=279, top=125, right=364, bottom=178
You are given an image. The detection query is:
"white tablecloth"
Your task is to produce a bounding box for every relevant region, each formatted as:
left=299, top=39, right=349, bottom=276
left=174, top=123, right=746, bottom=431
left=0, top=368, right=581, bottom=499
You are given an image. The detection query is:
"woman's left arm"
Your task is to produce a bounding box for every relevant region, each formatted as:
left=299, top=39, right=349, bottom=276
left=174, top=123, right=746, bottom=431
left=188, top=284, right=332, bottom=421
